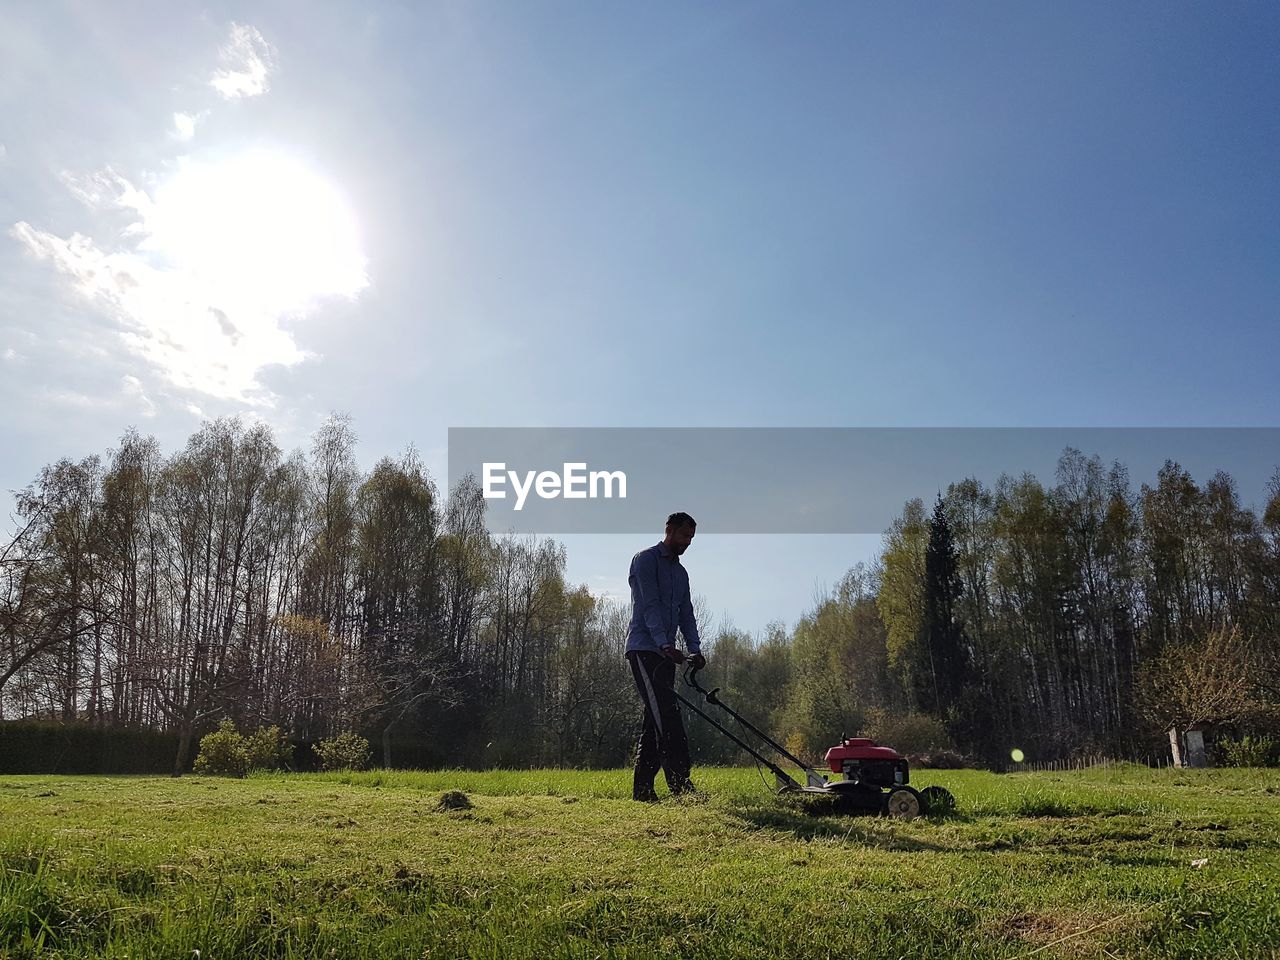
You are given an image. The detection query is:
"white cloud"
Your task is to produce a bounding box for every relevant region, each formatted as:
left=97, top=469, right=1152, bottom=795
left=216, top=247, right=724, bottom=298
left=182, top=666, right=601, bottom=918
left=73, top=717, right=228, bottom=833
left=172, top=112, right=197, bottom=140
left=2, top=347, right=17, bottom=361
left=8, top=24, right=368, bottom=412
left=41, top=387, right=98, bottom=409
left=35, top=377, right=159, bottom=419
left=11, top=150, right=367, bottom=405
left=121, top=374, right=157, bottom=418
left=210, top=24, right=275, bottom=99
left=11, top=217, right=299, bottom=404
left=0, top=143, right=7, bottom=162
left=60, top=168, right=153, bottom=220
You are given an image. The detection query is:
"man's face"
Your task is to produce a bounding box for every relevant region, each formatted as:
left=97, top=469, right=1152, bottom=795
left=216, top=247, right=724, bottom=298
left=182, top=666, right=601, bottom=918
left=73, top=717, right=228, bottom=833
left=666, top=522, right=695, bottom=556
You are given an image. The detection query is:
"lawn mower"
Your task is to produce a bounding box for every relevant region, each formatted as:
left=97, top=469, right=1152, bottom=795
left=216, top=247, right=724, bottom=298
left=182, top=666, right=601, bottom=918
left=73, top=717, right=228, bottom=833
left=676, top=662, right=955, bottom=819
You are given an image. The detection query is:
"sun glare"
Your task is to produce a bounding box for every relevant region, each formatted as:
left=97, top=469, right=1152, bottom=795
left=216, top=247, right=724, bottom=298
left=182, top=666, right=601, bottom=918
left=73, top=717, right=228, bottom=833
left=11, top=24, right=374, bottom=405
left=142, top=150, right=367, bottom=318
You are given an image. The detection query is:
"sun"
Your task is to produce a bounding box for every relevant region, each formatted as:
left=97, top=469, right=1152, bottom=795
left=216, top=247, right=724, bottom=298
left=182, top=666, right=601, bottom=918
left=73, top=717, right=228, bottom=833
left=141, top=149, right=368, bottom=318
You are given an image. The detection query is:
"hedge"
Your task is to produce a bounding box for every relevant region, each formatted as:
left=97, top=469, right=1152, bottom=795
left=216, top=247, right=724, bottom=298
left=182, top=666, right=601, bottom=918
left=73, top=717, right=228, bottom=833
left=0, top=720, right=187, bottom=775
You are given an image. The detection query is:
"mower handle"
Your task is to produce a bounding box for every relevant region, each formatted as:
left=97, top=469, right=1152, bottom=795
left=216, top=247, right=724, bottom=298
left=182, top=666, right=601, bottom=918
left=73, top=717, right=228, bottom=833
left=681, top=661, right=723, bottom=704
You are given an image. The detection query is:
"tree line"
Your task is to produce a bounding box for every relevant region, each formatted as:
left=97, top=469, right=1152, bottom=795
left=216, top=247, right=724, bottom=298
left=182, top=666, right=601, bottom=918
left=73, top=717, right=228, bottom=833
left=2, top=420, right=1277, bottom=771
left=762, top=450, right=1280, bottom=766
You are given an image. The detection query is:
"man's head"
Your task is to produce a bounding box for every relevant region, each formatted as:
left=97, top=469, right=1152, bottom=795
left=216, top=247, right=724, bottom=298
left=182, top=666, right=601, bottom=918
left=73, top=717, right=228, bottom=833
left=663, top=511, right=696, bottom=556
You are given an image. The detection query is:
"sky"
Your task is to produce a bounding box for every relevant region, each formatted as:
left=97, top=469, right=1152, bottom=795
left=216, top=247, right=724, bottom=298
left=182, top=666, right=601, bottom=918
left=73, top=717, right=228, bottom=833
left=2, top=2, right=1279, bottom=636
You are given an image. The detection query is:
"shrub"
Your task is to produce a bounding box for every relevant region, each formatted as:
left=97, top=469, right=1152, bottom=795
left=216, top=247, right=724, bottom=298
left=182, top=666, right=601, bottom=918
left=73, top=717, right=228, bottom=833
left=193, top=719, right=248, bottom=777
left=863, top=710, right=953, bottom=756
left=784, top=732, right=817, bottom=766
left=243, top=725, right=293, bottom=771
left=314, top=732, right=373, bottom=772
left=1218, top=735, right=1277, bottom=768
left=908, top=748, right=971, bottom=769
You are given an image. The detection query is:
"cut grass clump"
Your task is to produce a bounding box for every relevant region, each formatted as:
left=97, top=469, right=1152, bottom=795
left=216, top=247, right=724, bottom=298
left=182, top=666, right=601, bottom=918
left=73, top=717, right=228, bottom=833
left=437, top=789, right=473, bottom=811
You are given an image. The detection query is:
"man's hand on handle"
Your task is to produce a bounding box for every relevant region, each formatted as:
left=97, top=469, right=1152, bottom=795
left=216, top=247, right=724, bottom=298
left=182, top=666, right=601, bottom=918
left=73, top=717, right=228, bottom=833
left=660, top=645, right=706, bottom=669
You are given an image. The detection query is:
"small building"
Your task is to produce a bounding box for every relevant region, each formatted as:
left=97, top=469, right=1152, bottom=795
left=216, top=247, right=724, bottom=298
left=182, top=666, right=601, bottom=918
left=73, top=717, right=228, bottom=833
left=1168, top=722, right=1211, bottom=768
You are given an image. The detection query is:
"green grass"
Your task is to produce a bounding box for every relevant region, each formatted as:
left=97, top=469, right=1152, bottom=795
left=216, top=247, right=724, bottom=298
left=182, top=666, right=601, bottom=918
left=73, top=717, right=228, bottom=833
left=1, top=766, right=1277, bottom=959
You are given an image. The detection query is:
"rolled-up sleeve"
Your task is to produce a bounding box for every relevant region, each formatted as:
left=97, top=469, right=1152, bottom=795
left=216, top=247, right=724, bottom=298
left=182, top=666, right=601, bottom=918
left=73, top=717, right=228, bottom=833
left=631, top=549, right=669, bottom=648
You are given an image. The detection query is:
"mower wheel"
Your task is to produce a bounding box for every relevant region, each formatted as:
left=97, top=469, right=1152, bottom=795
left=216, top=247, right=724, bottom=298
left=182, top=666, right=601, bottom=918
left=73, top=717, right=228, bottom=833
left=919, top=785, right=956, bottom=815
left=883, top=786, right=922, bottom=820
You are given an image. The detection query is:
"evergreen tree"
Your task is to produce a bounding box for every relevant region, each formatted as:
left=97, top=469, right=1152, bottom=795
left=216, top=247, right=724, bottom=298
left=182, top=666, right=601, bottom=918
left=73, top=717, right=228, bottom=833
left=921, top=497, right=973, bottom=736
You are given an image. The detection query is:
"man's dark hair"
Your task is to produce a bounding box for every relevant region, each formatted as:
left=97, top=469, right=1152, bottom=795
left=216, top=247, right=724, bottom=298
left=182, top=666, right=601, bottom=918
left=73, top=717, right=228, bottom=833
left=666, top=512, right=696, bottom=530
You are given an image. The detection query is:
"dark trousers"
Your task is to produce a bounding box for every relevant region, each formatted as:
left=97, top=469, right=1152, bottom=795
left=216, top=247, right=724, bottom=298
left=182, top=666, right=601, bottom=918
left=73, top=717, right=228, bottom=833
left=626, top=650, right=694, bottom=799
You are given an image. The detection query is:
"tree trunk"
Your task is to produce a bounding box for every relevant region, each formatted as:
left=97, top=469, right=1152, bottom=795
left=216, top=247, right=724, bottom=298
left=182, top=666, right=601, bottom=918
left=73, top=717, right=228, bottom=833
left=173, top=720, right=193, bottom=777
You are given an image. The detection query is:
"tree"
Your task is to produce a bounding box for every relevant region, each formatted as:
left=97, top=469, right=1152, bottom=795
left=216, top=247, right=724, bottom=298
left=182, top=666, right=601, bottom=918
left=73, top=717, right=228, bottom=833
left=1138, top=625, right=1267, bottom=731
left=990, top=472, right=1079, bottom=754
left=1052, top=449, right=1142, bottom=747
left=149, top=418, right=283, bottom=773
left=781, top=565, right=891, bottom=755
left=97, top=430, right=163, bottom=727
left=1256, top=473, right=1280, bottom=701
left=353, top=450, right=457, bottom=765
left=878, top=499, right=928, bottom=710
left=1, top=509, right=66, bottom=715
left=921, top=497, right=972, bottom=741
left=921, top=497, right=968, bottom=712
left=3, top=457, right=106, bottom=720
left=439, top=475, right=490, bottom=660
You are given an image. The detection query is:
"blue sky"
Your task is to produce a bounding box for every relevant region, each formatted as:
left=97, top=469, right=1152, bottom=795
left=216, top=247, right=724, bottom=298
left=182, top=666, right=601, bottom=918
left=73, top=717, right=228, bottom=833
left=2, top=2, right=1278, bottom=635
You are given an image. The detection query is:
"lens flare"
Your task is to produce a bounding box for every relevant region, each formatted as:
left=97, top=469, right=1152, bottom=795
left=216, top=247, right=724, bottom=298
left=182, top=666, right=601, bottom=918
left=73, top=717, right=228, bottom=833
left=1011, top=748, right=1025, bottom=763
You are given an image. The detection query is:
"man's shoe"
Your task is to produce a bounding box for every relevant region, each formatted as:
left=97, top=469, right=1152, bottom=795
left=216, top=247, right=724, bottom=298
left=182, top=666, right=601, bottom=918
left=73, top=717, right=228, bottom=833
left=634, top=789, right=660, bottom=803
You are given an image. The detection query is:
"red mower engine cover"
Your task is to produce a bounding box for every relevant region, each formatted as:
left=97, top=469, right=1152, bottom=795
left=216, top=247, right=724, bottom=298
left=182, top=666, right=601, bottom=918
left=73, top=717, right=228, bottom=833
left=824, top=738, right=910, bottom=787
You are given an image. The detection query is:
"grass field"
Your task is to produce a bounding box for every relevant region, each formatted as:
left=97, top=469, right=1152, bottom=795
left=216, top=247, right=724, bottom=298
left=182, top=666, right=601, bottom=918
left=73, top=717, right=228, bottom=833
left=1, top=765, right=1277, bottom=959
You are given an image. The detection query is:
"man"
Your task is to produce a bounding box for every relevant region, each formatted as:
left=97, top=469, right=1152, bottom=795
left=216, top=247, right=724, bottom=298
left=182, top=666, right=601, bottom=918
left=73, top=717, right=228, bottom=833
left=625, top=511, right=706, bottom=802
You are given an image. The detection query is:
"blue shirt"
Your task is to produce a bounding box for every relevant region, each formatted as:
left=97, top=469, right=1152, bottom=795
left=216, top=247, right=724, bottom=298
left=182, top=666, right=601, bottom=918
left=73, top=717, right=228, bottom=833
left=625, top=541, right=701, bottom=656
